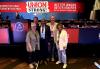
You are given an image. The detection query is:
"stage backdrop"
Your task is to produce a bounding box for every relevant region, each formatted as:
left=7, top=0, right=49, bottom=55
left=0, top=0, right=84, bottom=20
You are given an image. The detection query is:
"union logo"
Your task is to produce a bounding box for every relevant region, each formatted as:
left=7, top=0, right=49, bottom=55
left=15, top=22, right=24, bottom=32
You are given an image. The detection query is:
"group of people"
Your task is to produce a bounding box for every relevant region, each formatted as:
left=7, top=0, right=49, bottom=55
left=25, top=16, right=68, bottom=69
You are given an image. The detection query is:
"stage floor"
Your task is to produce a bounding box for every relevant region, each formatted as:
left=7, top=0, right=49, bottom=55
left=0, top=57, right=98, bottom=69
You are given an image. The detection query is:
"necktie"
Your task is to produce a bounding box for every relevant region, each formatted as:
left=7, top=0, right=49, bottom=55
left=42, top=26, right=44, bottom=33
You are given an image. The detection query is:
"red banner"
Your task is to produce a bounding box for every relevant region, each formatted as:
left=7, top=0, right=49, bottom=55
left=49, top=2, right=83, bottom=13
left=11, top=20, right=28, bottom=32
left=0, top=2, right=26, bottom=12
left=0, top=2, right=84, bottom=13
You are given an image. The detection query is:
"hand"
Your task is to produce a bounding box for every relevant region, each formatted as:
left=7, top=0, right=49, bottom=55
left=28, top=46, right=32, bottom=53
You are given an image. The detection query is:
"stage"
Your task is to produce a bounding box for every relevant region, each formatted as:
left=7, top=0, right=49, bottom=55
left=0, top=57, right=98, bottom=69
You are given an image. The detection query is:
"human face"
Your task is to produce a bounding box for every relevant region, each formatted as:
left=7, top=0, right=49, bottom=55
left=33, top=18, right=38, bottom=24
left=58, top=25, right=63, bottom=32
left=41, top=19, right=46, bottom=26
left=50, top=16, right=55, bottom=24
left=31, top=26, right=36, bottom=32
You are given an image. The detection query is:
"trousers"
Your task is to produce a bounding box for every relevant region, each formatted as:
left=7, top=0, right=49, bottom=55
left=57, top=49, right=67, bottom=64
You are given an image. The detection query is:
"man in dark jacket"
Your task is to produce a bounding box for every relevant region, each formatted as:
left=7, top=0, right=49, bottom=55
left=40, top=18, right=51, bottom=64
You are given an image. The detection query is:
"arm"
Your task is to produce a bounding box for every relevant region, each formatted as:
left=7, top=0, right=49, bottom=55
left=26, top=31, right=32, bottom=52
left=63, top=30, right=68, bottom=49
left=47, top=25, right=51, bottom=43
left=37, top=31, right=40, bottom=50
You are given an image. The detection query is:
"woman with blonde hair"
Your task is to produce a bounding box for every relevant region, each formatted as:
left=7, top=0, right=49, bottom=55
left=55, top=23, right=68, bottom=69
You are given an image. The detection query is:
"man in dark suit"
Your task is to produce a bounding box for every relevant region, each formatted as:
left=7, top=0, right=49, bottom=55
left=32, top=16, right=40, bottom=32
left=40, top=18, right=51, bottom=64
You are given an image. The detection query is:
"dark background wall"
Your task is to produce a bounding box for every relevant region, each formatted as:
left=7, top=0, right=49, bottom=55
left=80, top=0, right=95, bottom=19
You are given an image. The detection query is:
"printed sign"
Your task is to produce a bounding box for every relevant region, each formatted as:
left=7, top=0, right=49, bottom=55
left=0, top=2, right=83, bottom=13
left=26, top=1, right=49, bottom=13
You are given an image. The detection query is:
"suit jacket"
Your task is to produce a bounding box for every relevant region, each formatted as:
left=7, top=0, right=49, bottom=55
left=56, top=29, right=68, bottom=50
left=26, top=30, right=40, bottom=52
left=40, top=25, right=51, bottom=42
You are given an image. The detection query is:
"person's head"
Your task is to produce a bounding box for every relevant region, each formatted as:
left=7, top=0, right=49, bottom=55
left=50, top=15, right=55, bottom=24
left=31, top=23, right=37, bottom=32
left=41, top=18, right=46, bottom=26
left=57, top=23, right=63, bottom=32
left=33, top=16, right=38, bottom=24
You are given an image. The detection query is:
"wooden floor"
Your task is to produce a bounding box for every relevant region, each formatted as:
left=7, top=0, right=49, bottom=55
left=0, top=45, right=100, bottom=69
left=0, top=57, right=98, bottom=69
